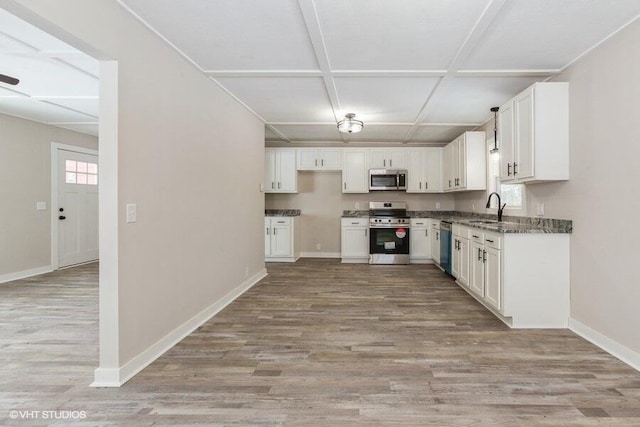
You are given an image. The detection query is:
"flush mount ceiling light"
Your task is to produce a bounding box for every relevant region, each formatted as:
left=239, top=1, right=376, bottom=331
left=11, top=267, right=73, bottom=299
left=337, top=113, right=364, bottom=134
left=490, top=106, right=499, bottom=154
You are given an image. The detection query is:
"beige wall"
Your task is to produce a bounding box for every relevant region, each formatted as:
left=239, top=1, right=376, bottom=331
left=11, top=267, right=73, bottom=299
left=4, top=0, right=266, bottom=376
left=266, top=172, right=455, bottom=254
left=0, top=113, right=98, bottom=278
left=455, top=20, right=640, bottom=355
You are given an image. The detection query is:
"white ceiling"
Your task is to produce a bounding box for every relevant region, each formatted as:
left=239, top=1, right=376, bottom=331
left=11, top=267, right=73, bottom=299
left=4, top=2, right=639, bottom=143
left=0, top=8, right=99, bottom=136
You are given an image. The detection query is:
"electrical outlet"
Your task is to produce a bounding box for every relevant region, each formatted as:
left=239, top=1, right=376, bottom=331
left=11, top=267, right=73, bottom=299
left=245, top=266, right=249, bottom=277
left=36, top=201, right=47, bottom=211
left=536, top=203, right=545, bottom=216
left=355, top=202, right=360, bottom=210
left=435, top=202, right=441, bottom=209
left=316, top=243, right=321, bottom=250
left=472, top=204, right=475, bottom=211
left=126, top=203, right=137, bottom=223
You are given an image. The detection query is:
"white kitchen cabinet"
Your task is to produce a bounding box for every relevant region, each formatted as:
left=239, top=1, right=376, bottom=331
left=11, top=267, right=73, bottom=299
left=410, top=218, right=431, bottom=263
left=443, top=131, right=486, bottom=192
left=455, top=226, right=569, bottom=328
left=297, top=148, right=342, bottom=170
left=499, top=82, right=569, bottom=183
left=341, top=218, right=369, bottom=263
left=452, top=224, right=470, bottom=287
left=430, top=221, right=441, bottom=266
left=369, top=148, right=406, bottom=169
left=265, top=216, right=300, bottom=262
left=342, top=148, right=369, bottom=193
left=407, top=148, right=442, bottom=193
left=264, top=148, right=297, bottom=193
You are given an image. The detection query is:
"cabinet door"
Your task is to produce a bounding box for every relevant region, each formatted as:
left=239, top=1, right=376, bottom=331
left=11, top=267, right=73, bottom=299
left=410, top=226, right=430, bottom=258
left=406, top=148, right=425, bottom=192
left=369, top=149, right=388, bottom=168
left=297, top=149, right=318, bottom=169
left=458, top=237, right=470, bottom=287
left=424, top=148, right=442, bottom=192
left=271, top=219, right=293, bottom=257
left=451, top=237, right=460, bottom=278
left=341, top=226, right=369, bottom=258
left=484, top=246, right=502, bottom=310
left=514, top=87, right=534, bottom=180
left=342, top=149, right=368, bottom=193
left=431, top=226, right=440, bottom=263
left=499, top=100, right=515, bottom=181
left=276, top=149, right=297, bottom=192
left=264, top=218, right=272, bottom=256
left=442, top=143, right=454, bottom=191
left=388, top=148, right=407, bottom=169
left=456, top=136, right=467, bottom=188
left=319, top=148, right=342, bottom=169
left=264, top=149, right=276, bottom=192
left=470, top=240, right=484, bottom=296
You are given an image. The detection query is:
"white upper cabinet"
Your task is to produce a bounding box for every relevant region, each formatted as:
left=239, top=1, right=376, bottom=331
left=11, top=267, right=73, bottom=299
left=368, top=148, right=407, bottom=169
left=342, top=148, right=369, bottom=193
left=443, top=131, right=486, bottom=192
left=407, top=147, right=442, bottom=193
left=264, top=148, right=297, bottom=193
left=297, top=148, right=342, bottom=170
left=499, top=82, right=569, bottom=183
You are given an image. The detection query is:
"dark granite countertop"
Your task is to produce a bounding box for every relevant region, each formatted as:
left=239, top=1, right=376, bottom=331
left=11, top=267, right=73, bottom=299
left=408, top=211, right=572, bottom=234
left=341, top=210, right=369, bottom=218
left=265, top=209, right=301, bottom=217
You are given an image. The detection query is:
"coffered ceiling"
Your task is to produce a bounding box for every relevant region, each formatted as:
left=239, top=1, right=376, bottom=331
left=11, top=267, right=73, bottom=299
left=2, top=1, right=639, bottom=143
left=0, top=8, right=99, bottom=136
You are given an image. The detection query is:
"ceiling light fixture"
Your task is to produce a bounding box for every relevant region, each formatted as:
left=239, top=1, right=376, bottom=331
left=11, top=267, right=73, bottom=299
left=337, top=113, right=364, bottom=134
left=490, top=106, right=499, bottom=154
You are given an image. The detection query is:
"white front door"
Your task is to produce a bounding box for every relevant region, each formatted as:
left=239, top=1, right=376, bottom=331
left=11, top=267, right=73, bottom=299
left=58, top=150, right=99, bottom=267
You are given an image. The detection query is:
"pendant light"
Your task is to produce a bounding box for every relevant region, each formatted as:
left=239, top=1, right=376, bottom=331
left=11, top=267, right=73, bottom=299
left=337, top=113, right=364, bottom=134
left=490, top=106, right=499, bottom=153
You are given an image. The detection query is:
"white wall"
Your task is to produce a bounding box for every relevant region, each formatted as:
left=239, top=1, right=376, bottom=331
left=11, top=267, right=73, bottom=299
left=2, top=0, right=266, bottom=383
left=455, top=20, right=640, bottom=357
left=266, top=172, right=454, bottom=254
left=0, top=113, right=97, bottom=279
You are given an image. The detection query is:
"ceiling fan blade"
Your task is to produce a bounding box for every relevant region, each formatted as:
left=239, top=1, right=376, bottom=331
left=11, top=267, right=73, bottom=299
left=0, top=74, right=20, bottom=85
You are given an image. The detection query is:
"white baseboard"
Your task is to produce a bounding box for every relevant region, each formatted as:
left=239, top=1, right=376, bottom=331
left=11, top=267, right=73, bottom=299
left=0, top=265, right=54, bottom=284
left=300, top=252, right=341, bottom=259
left=91, top=268, right=268, bottom=387
left=569, top=317, right=640, bottom=373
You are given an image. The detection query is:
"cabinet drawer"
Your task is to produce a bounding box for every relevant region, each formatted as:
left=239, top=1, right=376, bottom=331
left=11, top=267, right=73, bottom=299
left=431, top=221, right=441, bottom=230
left=484, top=233, right=502, bottom=249
left=469, top=229, right=484, bottom=243
left=342, top=217, right=368, bottom=227
left=410, top=218, right=429, bottom=227
left=453, top=224, right=470, bottom=239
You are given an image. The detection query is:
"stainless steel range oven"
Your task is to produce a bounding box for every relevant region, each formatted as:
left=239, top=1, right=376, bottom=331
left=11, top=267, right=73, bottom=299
left=369, top=201, right=410, bottom=265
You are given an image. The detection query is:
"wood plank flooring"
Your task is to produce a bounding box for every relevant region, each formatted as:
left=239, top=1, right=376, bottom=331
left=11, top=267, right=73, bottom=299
left=1, top=259, right=640, bottom=425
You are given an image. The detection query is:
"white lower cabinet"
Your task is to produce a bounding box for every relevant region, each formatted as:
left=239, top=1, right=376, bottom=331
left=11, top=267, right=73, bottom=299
left=430, top=221, right=441, bottom=266
left=409, top=218, right=431, bottom=263
left=452, top=224, right=470, bottom=287
left=341, top=218, right=369, bottom=263
left=456, top=227, right=570, bottom=328
left=265, top=216, right=300, bottom=262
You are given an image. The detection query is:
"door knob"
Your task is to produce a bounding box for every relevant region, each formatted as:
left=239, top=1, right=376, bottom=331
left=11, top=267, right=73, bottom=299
left=59, top=215, right=66, bottom=220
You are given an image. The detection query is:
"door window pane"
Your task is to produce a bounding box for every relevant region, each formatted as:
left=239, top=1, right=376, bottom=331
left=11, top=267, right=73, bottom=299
left=65, top=160, right=77, bottom=172
left=76, top=161, right=87, bottom=173
left=87, top=162, right=98, bottom=174
left=65, top=172, right=76, bottom=184
left=76, top=173, right=88, bottom=184
left=87, top=174, right=98, bottom=185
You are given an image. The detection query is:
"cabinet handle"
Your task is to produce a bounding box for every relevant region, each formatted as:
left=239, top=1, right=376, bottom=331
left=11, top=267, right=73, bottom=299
left=425, top=181, right=428, bottom=189
left=321, top=159, right=324, bottom=166
left=436, top=232, right=439, bottom=240
left=425, top=229, right=428, bottom=237
left=477, top=248, right=482, bottom=260
left=315, top=159, right=318, bottom=167
left=266, top=227, right=270, bottom=235
left=277, top=182, right=281, bottom=189
left=383, top=159, right=386, bottom=167
left=507, top=163, right=512, bottom=176
left=472, top=234, right=479, bottom=238
left=483, top=250, right=487, bottom=263
left=419, top=182, right=421, bottom=189
left=351, top=222, right=360, bottom=225
left=344, top=182, right=346, bottom=190
left=365, top=229, right=368, bottom=237
left=277, top=221, right=286, bottom=224
left=389, top=159, right=392, bottom=167
left=486, top=239, right=494, bottom=243
left=449, top=180, right=452, bottom=188
left=513, top=162, right=518, bottom=175
left=274, top=228, right=277, bottom=235
left=271, top=182, right=275, bottom=189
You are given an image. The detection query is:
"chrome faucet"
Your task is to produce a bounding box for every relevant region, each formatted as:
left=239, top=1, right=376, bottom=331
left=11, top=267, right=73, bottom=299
left=486, top=192, right=507, bottom=222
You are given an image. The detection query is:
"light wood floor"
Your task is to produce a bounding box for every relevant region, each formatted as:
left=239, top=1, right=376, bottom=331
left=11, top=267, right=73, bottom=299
left=1, top=259, right=640, bottom=426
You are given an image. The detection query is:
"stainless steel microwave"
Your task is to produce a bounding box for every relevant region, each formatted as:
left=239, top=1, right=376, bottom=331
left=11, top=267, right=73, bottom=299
left=369, top=169, right=408, bottom=191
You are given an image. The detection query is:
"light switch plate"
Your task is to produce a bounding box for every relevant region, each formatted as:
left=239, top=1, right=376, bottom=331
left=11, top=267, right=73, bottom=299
left=126, top=203, right=137, bottom=223
left=36, top=201, right=47, bottom=210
